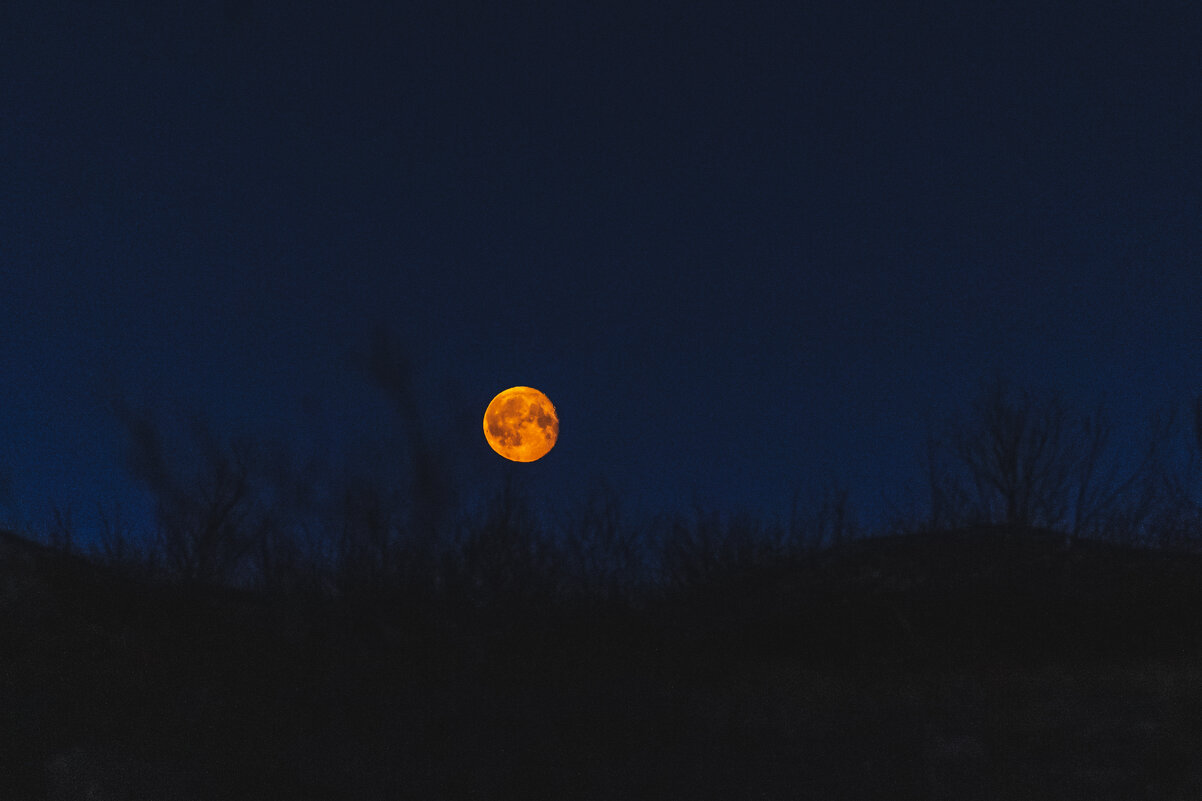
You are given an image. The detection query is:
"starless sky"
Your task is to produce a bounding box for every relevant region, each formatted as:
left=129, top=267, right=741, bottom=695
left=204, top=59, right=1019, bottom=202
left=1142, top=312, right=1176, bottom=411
left=2, top=0, right=1201, bottom=541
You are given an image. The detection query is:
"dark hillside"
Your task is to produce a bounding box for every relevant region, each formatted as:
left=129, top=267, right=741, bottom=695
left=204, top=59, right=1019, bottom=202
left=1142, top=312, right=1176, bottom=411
left=643, top=524, right=1202, bottom=668
left=3, top=524, right=1202, bottom=799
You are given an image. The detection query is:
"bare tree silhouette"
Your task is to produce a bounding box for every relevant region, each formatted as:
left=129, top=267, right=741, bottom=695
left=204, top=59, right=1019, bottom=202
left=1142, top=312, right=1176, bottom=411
left=948, top=378, right=1081, bottom=530
left=927, top=377, right=1177, bottom=541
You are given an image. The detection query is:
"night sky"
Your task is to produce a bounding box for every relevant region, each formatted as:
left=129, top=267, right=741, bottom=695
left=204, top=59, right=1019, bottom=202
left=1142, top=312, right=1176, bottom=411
left=2, top=0, right=1201, bottom=543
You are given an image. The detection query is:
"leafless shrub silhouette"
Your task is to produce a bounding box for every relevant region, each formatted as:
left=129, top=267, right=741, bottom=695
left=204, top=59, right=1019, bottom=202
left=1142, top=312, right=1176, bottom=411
left=802, top=483, right=862, bottom=550
left=248, top=438, right=337, bottom=597
left=111, top=402, right=265, bottom=586
left=656, top=507, right=781, bottom=590
left=0, top=466, right=22, bottom=534
left=924, top=429, right=981, bottom=531
left=445, top=476, right=557, bottom=609
left=557, top=480, right=646, bottom=605
left=1076, top=408, right=1177, bottom=546
left=42, top=501, right=76, bottom=554
left=90, top=500, right=156, bottom=579
left=649, top=482, right=861, bottom=596
left=1132, top=396, right=1202, bottom=551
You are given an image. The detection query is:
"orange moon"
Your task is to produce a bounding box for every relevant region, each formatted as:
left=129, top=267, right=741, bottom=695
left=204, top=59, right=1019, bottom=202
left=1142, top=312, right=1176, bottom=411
left=483, top=386, right=559, bottom=462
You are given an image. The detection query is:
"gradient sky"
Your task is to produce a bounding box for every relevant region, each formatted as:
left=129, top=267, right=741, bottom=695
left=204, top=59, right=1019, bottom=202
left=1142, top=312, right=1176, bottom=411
left=2, top=0, right=1201, bottom=543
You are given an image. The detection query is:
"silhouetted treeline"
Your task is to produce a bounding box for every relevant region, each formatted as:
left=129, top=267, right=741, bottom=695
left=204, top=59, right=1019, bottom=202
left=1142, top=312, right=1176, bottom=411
left=8, top=354, right=1202, bottom=799
left=29, top=369, right=1197, bottom=607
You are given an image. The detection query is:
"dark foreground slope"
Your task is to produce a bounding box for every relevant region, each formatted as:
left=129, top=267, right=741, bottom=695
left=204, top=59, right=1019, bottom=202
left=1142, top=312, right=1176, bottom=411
left=3, top=525, right=1202, bottom=800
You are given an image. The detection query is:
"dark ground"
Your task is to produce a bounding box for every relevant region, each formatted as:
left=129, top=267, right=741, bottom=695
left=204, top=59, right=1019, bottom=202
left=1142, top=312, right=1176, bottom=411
left=3, top=525, right=1202, bottom=800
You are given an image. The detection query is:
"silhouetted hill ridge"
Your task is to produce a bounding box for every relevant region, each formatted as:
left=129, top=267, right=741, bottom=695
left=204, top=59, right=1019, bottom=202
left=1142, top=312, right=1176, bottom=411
left=6, top=523, right=1202, bottom=798
left=6, top=523, right=1202, bottom=655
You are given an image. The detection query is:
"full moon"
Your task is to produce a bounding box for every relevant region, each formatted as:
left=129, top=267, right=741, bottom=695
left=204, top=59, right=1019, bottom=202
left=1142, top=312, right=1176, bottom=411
left=483, top=386, right=559, bottom=462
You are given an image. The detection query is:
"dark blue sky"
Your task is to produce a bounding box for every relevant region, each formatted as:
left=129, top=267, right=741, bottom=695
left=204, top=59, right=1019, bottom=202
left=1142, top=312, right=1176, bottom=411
left=2, top=0, right=1200, bottom=541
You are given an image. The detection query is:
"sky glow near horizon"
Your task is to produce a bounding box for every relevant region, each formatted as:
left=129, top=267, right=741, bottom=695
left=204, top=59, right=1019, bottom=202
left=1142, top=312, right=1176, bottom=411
left=1, top=0, right=1200, bottom=546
